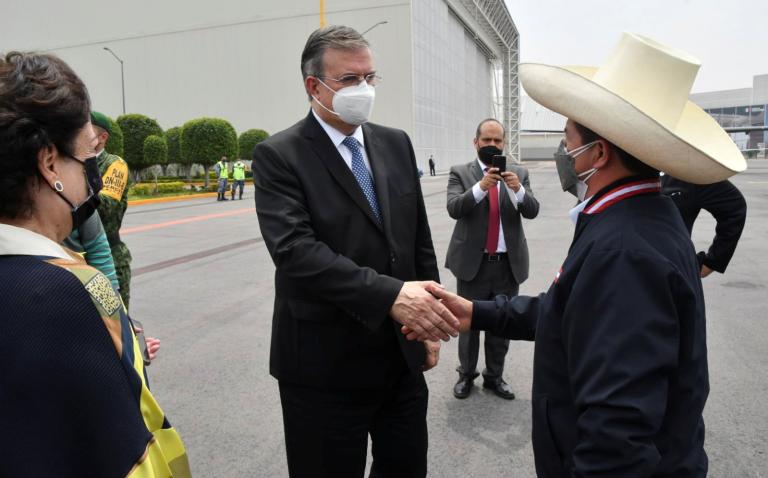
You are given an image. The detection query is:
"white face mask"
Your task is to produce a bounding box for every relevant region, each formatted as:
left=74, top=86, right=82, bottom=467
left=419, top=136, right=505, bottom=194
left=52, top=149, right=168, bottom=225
left=313, top=79, right=376, bottom=126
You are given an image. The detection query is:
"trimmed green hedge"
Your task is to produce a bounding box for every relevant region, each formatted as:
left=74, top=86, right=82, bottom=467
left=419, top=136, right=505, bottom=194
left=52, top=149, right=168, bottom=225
left=165, top=127, right=182, bottom=164
left=104, top=115, right=124, bottom=158
left=143, top=135, right=168, bottom=167
left=239, top=129, right=269, bottom=159
left=129, top=181, right=186, bottom=195
left=117, top=114, right=163, bottom=172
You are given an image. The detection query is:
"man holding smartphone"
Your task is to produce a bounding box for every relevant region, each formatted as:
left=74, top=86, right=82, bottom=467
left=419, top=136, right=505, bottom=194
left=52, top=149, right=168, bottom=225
left=445, top=118, right=540, bottom=399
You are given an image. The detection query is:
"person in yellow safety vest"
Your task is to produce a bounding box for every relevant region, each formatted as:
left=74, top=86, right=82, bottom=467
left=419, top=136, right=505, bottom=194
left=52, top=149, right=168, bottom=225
left=215, top=156, right=230, bottom=201
left=231, top=160, right=247, bottom=200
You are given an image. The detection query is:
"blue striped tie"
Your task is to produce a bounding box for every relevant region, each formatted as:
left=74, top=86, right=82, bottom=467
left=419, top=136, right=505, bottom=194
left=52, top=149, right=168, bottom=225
left=342, top=136, right=382, bottom=224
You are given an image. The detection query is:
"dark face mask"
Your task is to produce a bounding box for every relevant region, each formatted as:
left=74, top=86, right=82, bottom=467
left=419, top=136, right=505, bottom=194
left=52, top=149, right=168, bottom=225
left=54, top=155, right=102, bottom=232
left=83, top=156, right=103, bottom=194
left=477, top=145, right=502, bottom=165
left=554, top=139, right=579, bottom=197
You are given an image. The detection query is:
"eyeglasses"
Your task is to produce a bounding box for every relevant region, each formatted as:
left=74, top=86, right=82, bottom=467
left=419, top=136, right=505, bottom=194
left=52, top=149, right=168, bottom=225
left=319, top=73, right=381, bottom=87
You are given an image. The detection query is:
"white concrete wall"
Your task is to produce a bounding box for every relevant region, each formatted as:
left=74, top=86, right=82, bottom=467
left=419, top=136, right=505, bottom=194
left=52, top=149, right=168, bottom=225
left=412, top=0, right=494, bottom=173
left=2, top=0, right=413, bottom=140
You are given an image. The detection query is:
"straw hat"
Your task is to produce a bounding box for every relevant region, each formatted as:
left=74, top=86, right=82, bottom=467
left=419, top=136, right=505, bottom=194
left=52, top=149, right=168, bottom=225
left=520, top=33, right=746, bottom=184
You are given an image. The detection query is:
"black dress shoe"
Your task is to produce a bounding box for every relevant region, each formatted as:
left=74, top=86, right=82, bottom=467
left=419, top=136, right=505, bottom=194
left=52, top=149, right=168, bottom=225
left=453, top=377, right=473, bottom=399
left=483, top=379, right=516, bottom=400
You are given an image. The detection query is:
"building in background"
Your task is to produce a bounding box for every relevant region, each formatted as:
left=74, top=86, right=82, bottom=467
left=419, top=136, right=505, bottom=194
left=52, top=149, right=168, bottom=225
left=519, top=95, right=565, bottom=161
left=2, top=0, right=520, bottom=171
left=691, top=74, right=768, bottom=153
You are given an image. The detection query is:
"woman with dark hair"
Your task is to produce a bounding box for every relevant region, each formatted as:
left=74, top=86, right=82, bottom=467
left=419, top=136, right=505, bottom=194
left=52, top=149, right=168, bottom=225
left=0, top=52, right=190, bottom=477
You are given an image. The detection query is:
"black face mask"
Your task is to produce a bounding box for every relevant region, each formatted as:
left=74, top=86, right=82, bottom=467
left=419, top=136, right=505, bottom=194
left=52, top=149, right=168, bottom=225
left=54, top=155, right=102, bottom=232
left=83, top=156, right=103, bottom=194
left=477, top=145, right=502, bottom=165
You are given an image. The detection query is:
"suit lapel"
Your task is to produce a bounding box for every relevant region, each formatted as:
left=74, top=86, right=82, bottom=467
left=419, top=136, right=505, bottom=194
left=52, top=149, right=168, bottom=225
left=302, top=112, right=384, bottom=232
left=470, top=160, right=484, bottom=183
left=362, top=124, right=391, bottom=237
left=469, top=160, right=489, bottom=215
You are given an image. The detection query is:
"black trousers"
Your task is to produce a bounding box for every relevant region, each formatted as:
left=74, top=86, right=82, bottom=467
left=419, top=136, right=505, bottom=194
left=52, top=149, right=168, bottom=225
left=278, top=366, right=428, bottom=478
left=456, top=255, right=518, bottom=381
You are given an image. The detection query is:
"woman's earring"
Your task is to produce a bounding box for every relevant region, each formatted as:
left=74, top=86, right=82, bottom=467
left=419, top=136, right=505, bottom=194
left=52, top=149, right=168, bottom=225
left=54, top=180, right=64, bottom=192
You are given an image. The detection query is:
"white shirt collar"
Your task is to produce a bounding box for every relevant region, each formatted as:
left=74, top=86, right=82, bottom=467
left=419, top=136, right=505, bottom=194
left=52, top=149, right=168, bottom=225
left=312, top=108, right=365, bottom=149
left=569, top=197, right=593, bottom=225
left=476, top=158, right=488, bottom=172
left=0, top=224, right=71, bottom=259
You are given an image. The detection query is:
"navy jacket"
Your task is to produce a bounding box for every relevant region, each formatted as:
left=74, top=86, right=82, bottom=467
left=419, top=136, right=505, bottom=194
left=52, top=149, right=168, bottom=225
left=661, top=175, right=746, bottom=273
left=473, top=176, right=709, bottom=477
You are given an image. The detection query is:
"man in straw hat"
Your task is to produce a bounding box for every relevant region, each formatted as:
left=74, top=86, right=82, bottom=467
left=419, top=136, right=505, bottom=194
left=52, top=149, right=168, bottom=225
left=404, top=33, right=746, bottom=476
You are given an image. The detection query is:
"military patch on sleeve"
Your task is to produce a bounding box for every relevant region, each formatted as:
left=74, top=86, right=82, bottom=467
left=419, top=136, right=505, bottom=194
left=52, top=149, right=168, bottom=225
left=101, top=160, right=129, bottom=201
left=84, top=273, right=122, bottom=316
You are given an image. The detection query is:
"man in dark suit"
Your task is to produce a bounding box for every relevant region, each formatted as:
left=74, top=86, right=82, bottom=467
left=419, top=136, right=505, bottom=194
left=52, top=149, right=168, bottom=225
left=251, top=26, right=458, bottom=478
left=445, top=119, right=539, bottom=399
left=661, top=175, right=747, bottom=277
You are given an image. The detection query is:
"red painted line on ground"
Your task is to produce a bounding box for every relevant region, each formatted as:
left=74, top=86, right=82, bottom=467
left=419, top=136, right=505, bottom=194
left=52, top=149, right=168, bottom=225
left=121, top=207, right=255, bottom=235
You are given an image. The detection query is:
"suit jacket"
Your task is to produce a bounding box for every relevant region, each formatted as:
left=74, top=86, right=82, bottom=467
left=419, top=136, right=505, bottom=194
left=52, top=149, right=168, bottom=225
left=445, top=160, right=539, bottom=284
left=661, top=175, right=747, bottom=273
left=252, top=111, right=439, bottom=389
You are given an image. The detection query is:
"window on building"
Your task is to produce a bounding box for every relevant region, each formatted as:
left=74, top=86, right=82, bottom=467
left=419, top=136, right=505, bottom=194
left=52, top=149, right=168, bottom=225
left=735, top=106, right=750, bottom=127
left=722, top=107, right=736, bottom=127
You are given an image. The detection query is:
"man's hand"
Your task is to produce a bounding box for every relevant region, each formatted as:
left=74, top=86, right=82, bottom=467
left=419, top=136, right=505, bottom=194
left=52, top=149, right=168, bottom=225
left=146, top=337, right=161, bottom=361
left=700, top=265, right=714, bottom=278
left=501, top=171, right=520, bottom=192
left=422, top=340, right=440, bottom=371
left=401, top=285, right=473, bottom=341
left=479, top=167, right=502, bottom=191
left=390, top=281, right=459, bottom=342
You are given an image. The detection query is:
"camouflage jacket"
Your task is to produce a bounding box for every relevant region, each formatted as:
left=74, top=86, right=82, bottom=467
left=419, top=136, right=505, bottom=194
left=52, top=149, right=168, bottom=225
left=97, top=150, right=132, bottom=267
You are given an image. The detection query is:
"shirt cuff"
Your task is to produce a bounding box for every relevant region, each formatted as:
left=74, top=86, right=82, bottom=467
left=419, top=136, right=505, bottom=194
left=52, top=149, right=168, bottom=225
left=472, top=182, right=487, bottom=203
left=515, top=184, right=526, bottom=202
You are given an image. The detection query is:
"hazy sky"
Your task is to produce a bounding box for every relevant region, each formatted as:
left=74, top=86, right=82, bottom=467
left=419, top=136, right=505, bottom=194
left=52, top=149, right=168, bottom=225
left=504, top=0, right=768, bottom=93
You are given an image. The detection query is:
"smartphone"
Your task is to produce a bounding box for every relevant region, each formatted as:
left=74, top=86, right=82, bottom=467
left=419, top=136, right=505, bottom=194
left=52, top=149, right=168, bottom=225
left=491, top=155, right=506, bottom=173
left=131, top=319, right=152, bottom=366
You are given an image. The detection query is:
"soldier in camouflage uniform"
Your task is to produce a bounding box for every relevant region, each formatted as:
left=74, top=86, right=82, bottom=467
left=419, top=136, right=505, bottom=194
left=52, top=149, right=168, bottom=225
left=90, top=112, right=133, bottom=309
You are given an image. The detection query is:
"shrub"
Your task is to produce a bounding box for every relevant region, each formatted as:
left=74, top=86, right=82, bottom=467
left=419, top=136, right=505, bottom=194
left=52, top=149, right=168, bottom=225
left=181, top=117, right=237, bottom=188
left=238, top=129, right=269, bottom=159
left=156, top=181, right=186, bottom=193
left=129, top=181, right=186, bottom=196
left=104, top=115, right=124, bottom=157
left=117, top=114, right=163, bottom=174
left=143, top=135, right=168, bottom=169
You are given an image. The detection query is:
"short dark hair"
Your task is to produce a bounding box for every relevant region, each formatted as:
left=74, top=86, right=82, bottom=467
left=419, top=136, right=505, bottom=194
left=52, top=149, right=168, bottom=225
left=0, top=51, right=91, bottom=219
left=572, top=122, right=658, bottom=178
left=475, top=118, right=506, bottom=139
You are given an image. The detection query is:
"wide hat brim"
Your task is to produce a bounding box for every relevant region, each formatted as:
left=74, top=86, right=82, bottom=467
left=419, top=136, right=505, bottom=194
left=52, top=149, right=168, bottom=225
left=520, top=64, right=746, bottom=184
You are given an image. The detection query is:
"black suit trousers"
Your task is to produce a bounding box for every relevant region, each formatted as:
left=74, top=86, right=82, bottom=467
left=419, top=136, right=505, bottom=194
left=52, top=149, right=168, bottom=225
left=278, top=361, right=428, bottom=478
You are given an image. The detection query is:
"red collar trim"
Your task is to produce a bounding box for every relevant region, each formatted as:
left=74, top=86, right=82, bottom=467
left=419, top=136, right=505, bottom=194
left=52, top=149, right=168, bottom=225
left=584, top=179, right=661, bottom=215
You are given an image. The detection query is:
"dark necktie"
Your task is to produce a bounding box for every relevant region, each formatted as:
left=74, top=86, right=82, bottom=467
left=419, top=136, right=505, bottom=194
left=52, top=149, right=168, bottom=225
left=342, top=136, right=382, bottom=224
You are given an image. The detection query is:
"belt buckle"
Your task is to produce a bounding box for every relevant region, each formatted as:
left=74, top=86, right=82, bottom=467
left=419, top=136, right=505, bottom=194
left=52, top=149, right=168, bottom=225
left=487, top=254, right=501, bottom=262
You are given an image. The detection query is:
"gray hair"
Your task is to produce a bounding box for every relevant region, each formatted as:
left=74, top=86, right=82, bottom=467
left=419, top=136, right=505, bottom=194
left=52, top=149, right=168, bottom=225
left=301, top=25, right=369, bottom=99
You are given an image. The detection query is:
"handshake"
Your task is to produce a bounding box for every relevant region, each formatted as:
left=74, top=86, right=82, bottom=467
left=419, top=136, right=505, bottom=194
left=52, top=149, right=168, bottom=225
left=390, top=281, right=474, bottom=342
